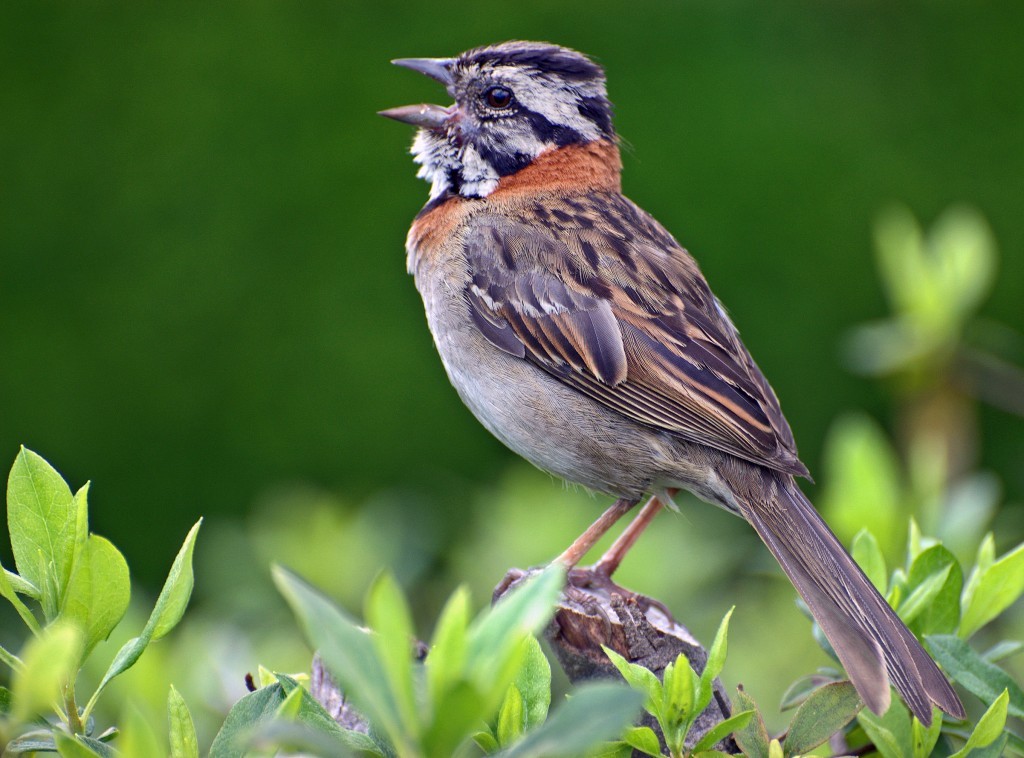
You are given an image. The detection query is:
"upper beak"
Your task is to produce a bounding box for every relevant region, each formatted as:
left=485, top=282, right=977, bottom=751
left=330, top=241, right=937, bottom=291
left=390, top=57, right=454, bottom=87
left=379, top=57, right=455, bottom=130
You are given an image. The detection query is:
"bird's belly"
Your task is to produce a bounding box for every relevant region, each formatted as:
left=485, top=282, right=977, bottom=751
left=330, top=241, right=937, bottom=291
left=416, top=270, right=696, bottom=499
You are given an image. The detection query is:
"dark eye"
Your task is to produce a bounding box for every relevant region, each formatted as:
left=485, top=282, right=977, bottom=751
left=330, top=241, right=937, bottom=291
left=484, top=86, right=513, bottom=109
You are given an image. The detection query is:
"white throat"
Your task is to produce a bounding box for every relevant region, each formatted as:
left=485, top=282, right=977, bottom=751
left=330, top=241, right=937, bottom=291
left=411, top=129, right=502, bottom=199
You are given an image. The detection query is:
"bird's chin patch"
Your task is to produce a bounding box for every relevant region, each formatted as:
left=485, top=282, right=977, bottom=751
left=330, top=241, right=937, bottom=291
left=411, top=129, right=459, bottom=199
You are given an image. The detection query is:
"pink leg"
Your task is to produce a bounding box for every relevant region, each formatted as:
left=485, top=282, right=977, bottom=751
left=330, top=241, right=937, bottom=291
left=554, top=497, right=639, bottom=568
left=593, top=489, right=676, bottom=577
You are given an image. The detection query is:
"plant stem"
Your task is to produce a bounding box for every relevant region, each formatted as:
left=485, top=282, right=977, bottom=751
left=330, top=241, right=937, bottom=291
left=0, top=643, right=23, bottom=672
left=64, top=683, right=84, bottom=735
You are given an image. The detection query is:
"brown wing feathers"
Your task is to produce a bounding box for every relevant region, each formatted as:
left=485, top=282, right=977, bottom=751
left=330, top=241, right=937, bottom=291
left=464, top=194, right=806, bottom=476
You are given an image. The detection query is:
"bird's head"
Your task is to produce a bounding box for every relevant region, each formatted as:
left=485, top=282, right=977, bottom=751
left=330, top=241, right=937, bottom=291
left=380, top=41, right=615, bottom=199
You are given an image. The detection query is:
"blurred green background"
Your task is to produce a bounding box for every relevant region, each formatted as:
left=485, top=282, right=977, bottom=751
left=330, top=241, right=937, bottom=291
left=2, top=0, right=1024, bottom=741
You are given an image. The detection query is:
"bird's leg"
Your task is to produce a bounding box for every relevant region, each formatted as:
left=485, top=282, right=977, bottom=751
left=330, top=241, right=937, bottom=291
left=554, top=497, right=639, bottom=568
left=593, top=488, right=677, bottom=577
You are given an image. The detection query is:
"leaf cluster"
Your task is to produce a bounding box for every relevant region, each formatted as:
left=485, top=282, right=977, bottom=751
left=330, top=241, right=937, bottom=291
left=212, top=566, right=644, bottom=757
left=0, top=448, right=201, bottom=757
left=600, top=608, right=751, bottom=758
left=847, top=205, right=996, bottom=379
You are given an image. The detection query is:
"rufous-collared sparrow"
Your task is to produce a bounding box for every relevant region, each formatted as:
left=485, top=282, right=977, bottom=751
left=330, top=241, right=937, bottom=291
left=381, top=40, right=963, bottom=724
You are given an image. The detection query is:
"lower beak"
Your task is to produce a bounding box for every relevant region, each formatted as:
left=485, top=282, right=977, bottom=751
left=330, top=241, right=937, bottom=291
left=378, top=103, right=452, bottom=130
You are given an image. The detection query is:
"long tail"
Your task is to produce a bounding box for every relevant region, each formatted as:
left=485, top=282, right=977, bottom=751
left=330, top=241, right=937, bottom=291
left=733, top=469, right=964, bottom=725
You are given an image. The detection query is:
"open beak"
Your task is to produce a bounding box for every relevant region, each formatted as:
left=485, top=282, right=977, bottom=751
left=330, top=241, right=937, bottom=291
left=378, top=103, right=452, bottom=129
left=391, top=57, right=454, bottom=86
left=378, top=57, right=455, bottom=130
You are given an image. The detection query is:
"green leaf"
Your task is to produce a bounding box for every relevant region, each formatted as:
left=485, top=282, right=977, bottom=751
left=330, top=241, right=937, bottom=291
left=965, top=734, right=1010, bottom=758
left=662, top=656, right=695, bottom=723
left=6, top=729, right=116, bottom=755
left=60, top=535, right=131, bottom=660
left=242, top=720, right=369, bottom=757
left=475, top=729, right=500, bottom=754
left=148, top=518, right=202, bottom=641
left=7, top=447, right=77, bottom=621
left=731, top=687, right=769, bottom=758
left=602, top=646, right=662, bottom=712
left=976, top=533, right=996, bottom=572
left=168, top=685, right=199, bottom=758
left=54, top=732, right=106, bottom=758
left=6, top=729, right=59, bottom=754
left=900, top=545, right=962, bottom=635
left=429, top=586, right=553, bottom=754
left=273, top=566, right=410, bottom=754
left=515, top=635, right=551, bottom=731
left=1002, top=730, right=1024, bottom=756
left=85, top=519, right=201, bottom=715
left=907, top=518, right=926, bottom=562
left=621, top=725, right=661, bottom=756
left=852, top=529, right=888, bottom=594
left=496, top=684, right=525, bottom=747
left=778, top=674, right=838, bottom=711
left=692, top=710, right=753, bottom=753
left=11, top=621, right=82, bottom=722
left=783, top=681, right=861, bottom=756
left=982, top=640, right=1023, bottom=663
left=911, top=706, right=942, bottom=758
left=950, top=689, right=1008, bottom=758
left=272, top=674, right=374, bottom=754
left=209, top=683, right=287, bottom=758
left=586, top=742, right=633, bottom=758
left=8, top=725, right=117, bottom=753
left=874, top=205, right=925, bottom=317
left=698, top=607, right=733, bottom=712
left=962, top=534, right=996, bottom=607
left=704, top=607, right=733, bottom=684
left=275, top=683, right=305, bottom=720
left=858, top=698, right=912, bottom=758
left=898, top=563, right=952, bottom=625
left=70, top=484, right=90, bottom=591
left=89, top=636, right=146, bottom=708
left=364, top=572, right=419, bottom=740
left=927, top=634, right=1024, bottom=718
left=426, top=585, right=470, bottom=707
left=497, top=682, right=643, bottom=758
left=425, top=681, right=491, bottom=758
left=960, top=541, right=1024, bottom=639
left=930, top=205, right=996, bottom=320
left=466, top=566, right=563, bottom=697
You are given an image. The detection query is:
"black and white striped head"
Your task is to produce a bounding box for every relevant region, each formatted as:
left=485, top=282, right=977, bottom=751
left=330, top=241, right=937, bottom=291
left=381, top=41, right=615, bottom=199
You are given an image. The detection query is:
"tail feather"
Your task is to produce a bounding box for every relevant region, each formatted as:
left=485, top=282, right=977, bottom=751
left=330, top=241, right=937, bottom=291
left=735, top=472, right=965, bottom=724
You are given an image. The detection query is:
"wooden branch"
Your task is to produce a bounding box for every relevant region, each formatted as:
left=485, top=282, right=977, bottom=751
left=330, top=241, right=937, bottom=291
left=310, top=654, right=370, bottom=735
left=496, top=567, right=737, bottom=755
left=310, top=567, right=738, bottom=755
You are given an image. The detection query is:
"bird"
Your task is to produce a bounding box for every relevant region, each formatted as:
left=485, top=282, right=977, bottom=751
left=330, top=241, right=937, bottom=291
left=380, top=40, right=964, bottom=725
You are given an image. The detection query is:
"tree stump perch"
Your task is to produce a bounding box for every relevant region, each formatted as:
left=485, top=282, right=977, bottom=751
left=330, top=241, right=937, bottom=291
left=310, top=566, right=738, bottom=755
